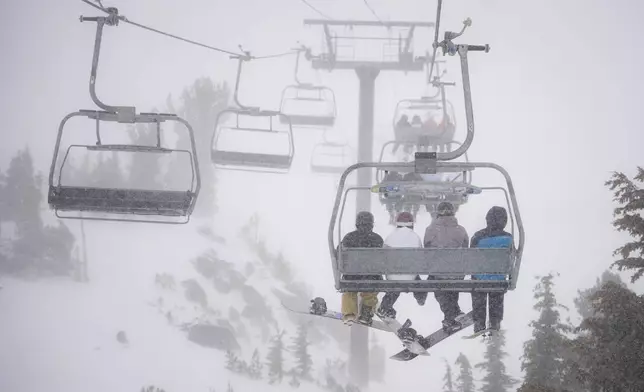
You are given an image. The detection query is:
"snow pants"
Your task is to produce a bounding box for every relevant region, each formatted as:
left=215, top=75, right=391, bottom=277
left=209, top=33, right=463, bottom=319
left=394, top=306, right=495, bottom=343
left=434, top=291, right=462, bottom=321
left=471, top=292, right=504, bottom=326
left=341, top=292, right=379, bottom=316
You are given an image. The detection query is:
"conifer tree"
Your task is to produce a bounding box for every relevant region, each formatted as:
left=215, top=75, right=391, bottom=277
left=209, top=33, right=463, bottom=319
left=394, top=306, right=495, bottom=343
left=455, top=353, right=474, bottom=392
left=289, top=323, right=313, bottom=380
left=266, top=331, right=285, bottom=384
left=605, top=167, right=644, bottom=282
left=225, top=350, right=238, bottom=371
left=475, top=330, right=518, bottom=392
left=442, top=359, right=454, bottom=392
left=571, top=281, right=644, bottom=391
left=574, top=269, right=626, bottom=320
left=248, top=348, right=263, bottom=379
left=521, top=273, right=571, bottom=391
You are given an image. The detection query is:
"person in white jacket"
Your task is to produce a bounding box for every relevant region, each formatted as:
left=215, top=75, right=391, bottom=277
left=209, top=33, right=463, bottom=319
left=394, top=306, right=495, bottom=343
left=376, top=211, right=427, bottom=319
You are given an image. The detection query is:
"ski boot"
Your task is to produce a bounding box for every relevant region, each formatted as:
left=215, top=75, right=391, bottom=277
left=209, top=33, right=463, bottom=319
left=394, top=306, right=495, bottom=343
left=357, top=304, right=375, bottom=326
left=442, top=316, right=463, bottom=334
left=309, top=297, right=327, bottom=315
left=397, top=325, right=418, bottom=348
left=376, top=305, right=396, bottom=319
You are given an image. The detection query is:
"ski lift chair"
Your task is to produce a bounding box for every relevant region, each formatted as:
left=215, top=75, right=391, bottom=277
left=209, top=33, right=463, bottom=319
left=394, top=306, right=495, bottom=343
left=310, top=130, right=354, bottom=174
left=48, top=110, right=201, bottom=224
left=211, top=108, right=295, bottom=173
left=393, top=97, right=457, bottom=150
left=375, top=141, right=471, bottom=223
left=48, top=10, right=200, bottom=224
left=329, top=154, right=525, bottom=293
left=279, top=84, right=337, bottom=127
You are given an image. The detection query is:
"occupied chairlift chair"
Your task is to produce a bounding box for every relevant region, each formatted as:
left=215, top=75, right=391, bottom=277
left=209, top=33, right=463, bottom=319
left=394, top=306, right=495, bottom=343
left=328, top=18, right=524, bottom=293
left=211, top=54, right=295, bottom=173
left=48, top=9, right=201, bottom=224
left=279, top=48, right=337, bottom=127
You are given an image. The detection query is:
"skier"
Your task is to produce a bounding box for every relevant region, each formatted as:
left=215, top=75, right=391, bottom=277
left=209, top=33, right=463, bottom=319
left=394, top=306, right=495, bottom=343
left=376, top=211, right=427, bottom=319
left=423, top=201, right=469, bottom=332
left=470, top=206, right=513, bottom=333
left=339, top=211, right=384, bottom=326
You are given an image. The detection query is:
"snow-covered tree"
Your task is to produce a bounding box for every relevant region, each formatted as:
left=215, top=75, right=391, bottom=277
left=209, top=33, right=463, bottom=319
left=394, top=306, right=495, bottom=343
left=476, top=330, right=518, bottom=392
left=574, top=269, right=626, bottom=320
left=606, top=167, right=644, bottom=282
left=442, top=359, right=454, bottom=392
left=289, top=323, right=313, bottom=380
left=521, top=273, right=571, bottom=391
left=571, top=281, right=644, bottom=391
left=248, top=348, right=263, bottom=379
left=455, top=353, right=474, bottom=392
left=266, top=331, right=285, bottom=384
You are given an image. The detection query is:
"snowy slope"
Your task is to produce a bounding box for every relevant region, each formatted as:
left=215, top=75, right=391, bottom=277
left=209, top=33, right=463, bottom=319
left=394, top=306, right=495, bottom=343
left=0, top=215, right=384, bottom=392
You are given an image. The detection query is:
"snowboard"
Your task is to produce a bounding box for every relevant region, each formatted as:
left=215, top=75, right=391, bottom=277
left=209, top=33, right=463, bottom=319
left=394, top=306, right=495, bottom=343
left=461, top=327, right=499, bottom=340
left=376, top=315, right=430, bottom=357
left=281, top=299, right=428, bottom=356
left=280, top=300, right=390, bottom=333
left=390, top=311, right=474, bottom=361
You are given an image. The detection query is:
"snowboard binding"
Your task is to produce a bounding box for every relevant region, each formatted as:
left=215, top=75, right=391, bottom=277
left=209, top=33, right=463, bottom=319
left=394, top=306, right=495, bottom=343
left=310, top=297, right=327, bottom=315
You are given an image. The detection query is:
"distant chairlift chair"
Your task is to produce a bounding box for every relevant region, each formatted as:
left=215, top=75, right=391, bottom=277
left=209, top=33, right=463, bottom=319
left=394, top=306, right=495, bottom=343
left=279, top=48, right=337, bottom=127
left=211, top=55, right=295, bottom=173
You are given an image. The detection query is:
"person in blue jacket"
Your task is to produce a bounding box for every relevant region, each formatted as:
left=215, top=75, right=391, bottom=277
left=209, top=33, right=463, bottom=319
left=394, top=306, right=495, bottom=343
left=470, top=206, right=513, bottom=333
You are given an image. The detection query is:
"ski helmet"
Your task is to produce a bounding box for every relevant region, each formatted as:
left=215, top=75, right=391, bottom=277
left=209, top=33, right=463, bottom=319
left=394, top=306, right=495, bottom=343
left=395, top=211, right=414, bottom=227
left=436, top=201, right=455, bottom=217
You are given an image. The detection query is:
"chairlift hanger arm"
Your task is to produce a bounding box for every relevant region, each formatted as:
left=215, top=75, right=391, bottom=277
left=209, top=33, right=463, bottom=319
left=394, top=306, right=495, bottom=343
left=80, top=9, right=136, bottom=122
left=428, top=18, right=490, bottom=163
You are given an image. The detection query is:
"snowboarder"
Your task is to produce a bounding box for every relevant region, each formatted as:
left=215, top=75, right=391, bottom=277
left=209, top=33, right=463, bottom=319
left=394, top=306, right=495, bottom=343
left=423, top=201, right=469, bottom=332
left=470, top=206, right=513, bottom=333
left=339, top=211, right=384, bottom=326
left=376, top=212, right=427, bottom=319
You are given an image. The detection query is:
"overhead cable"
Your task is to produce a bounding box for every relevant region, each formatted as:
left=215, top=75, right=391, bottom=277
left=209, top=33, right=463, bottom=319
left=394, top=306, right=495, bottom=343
left=299, top=0, right=333, bottom=20
left=81, top=0, right=297, bottom=61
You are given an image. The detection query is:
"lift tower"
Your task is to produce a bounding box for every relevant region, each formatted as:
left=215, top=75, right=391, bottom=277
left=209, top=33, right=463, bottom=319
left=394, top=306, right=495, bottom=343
left=303, top=19, right=434, bottom=388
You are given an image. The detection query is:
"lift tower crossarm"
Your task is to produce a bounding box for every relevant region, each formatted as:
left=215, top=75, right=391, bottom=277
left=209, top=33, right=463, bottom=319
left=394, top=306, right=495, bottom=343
left=303, top=19, right=434, bottom=28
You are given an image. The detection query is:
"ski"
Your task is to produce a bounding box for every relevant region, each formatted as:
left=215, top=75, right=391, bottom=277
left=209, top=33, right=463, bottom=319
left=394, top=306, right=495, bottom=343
left=390, top=311, right=475, bottom=361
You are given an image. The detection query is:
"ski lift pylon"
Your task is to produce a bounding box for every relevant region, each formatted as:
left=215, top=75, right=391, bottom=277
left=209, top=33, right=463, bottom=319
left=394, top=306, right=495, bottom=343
left=211, top=55, right=295, bottom=173
left=48, top=10, right=201, bottom=224
left=279, top=48, right=337, bottom=127
left=330, top=155, right=524, bottom=293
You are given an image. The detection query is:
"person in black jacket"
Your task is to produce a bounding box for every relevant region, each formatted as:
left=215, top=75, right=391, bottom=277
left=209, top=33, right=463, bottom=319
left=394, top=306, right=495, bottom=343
left=340, top=211, right=384, bottom=326
left=470, top=206, right=513, bottom=333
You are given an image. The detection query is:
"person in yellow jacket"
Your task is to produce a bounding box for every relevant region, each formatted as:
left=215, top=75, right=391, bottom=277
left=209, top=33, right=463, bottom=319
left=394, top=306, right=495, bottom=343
left=339, top=211, right=384, bottom=326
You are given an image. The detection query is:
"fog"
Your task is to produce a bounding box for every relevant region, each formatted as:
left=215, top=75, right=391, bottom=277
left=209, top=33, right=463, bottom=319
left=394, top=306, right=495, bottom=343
left=1, top=0, right=643, bottom=391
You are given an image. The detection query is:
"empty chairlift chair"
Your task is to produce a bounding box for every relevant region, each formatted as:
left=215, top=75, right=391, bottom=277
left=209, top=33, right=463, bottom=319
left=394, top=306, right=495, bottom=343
left=279, top=47, right=337, bottom=127
left=47, top=9, right=200, bottom=224
left=48, top=111, right=201, bottom=224
left=211, top=108, right=295, bottom=173
left=310, top=131, right=354, bottom=174
left=329, top=155, right=525, bottom=293
left=279, top=84, right=337, bottom=127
